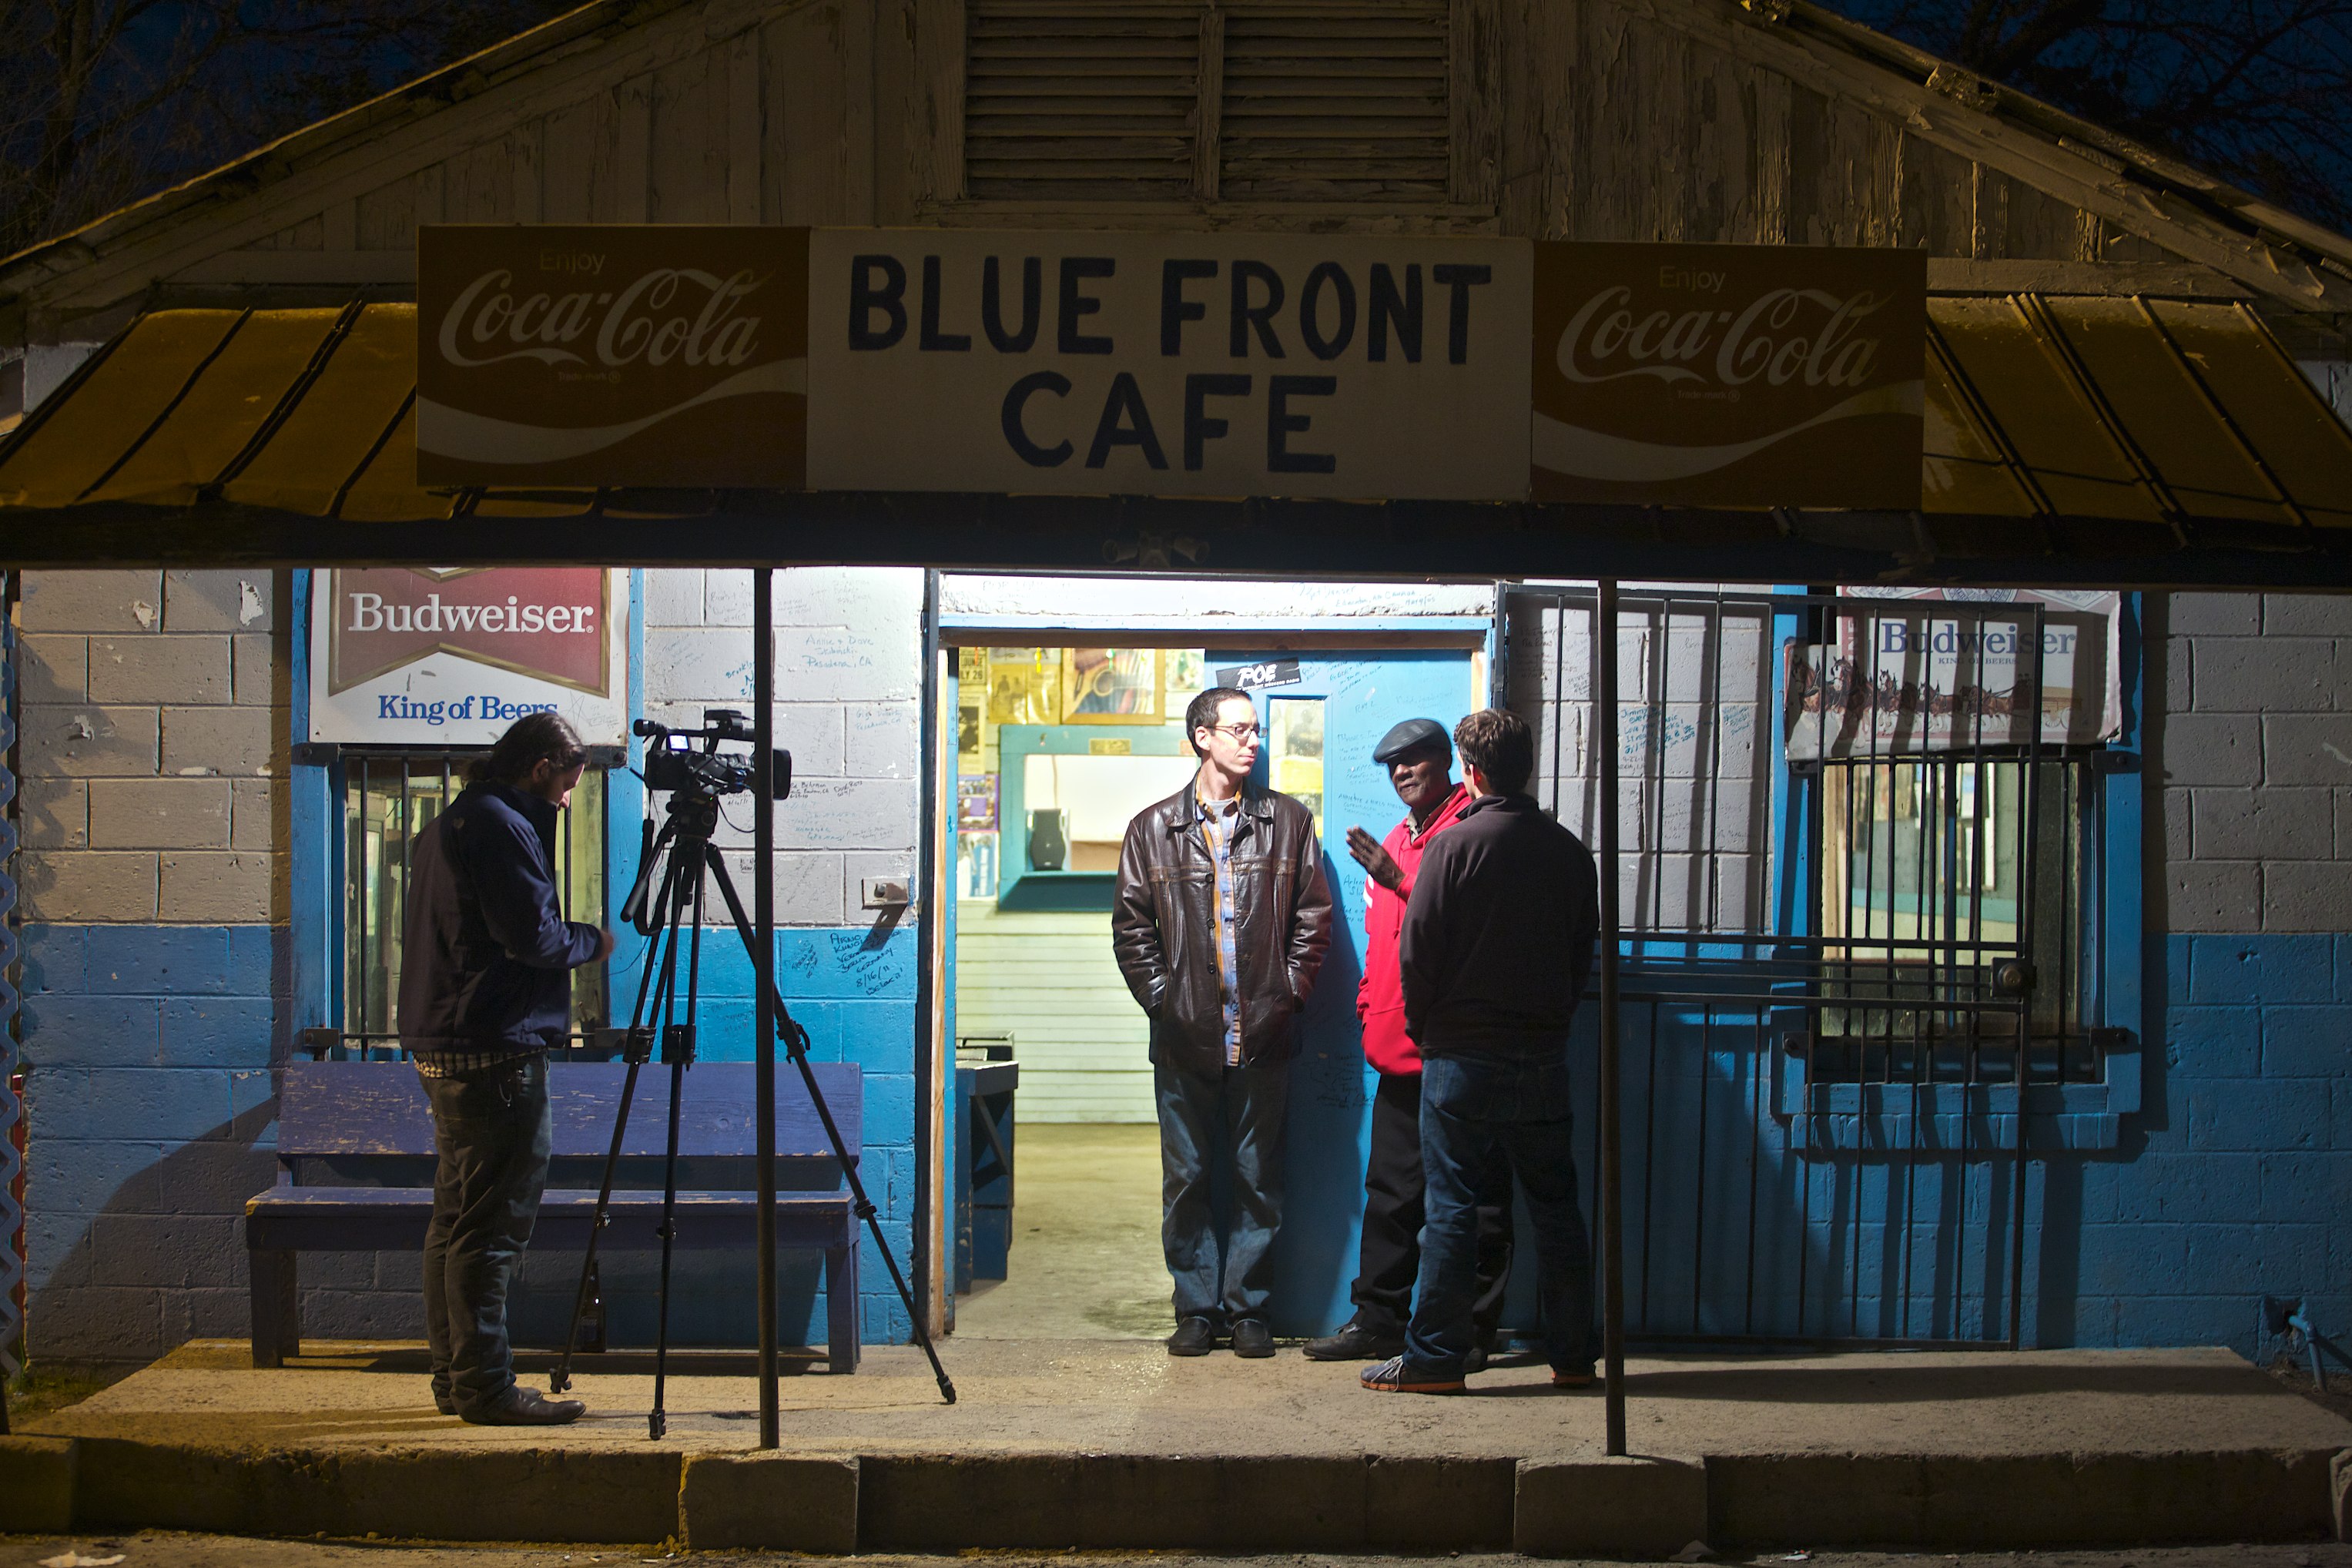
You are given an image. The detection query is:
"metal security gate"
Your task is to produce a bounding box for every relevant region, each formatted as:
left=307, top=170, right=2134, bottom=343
left=1503, top=586, right=2089, bottom=1351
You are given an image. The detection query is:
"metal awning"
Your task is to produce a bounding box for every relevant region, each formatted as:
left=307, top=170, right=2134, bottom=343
left=3, top=295, right=2350, bottom=583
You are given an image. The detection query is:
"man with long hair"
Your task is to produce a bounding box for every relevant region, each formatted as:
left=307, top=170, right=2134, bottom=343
left=400, top=712, right=615, bottom=1424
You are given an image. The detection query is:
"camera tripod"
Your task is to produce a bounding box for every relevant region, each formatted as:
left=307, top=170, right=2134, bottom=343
left=551, top=785, right=956, bottom=1436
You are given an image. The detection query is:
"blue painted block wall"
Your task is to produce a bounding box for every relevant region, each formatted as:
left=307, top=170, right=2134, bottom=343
left=19, top=923, right=288, bottom=1362
left=18, top=918, right=916, bottom=1360
left=1506, top=942, right=2328, bottom=1357
left=2088, top=932, right=2352, bottom=1351
left=513, top=921, right=920, bottom=1349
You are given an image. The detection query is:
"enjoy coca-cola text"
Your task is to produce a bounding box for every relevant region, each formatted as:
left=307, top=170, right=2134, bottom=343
left=434, top=266, right=767, bottom=370
left=1554, top=284, right=1888, bottom=390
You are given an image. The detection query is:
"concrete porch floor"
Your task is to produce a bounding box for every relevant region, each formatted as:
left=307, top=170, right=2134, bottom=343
left=5, top=1338, right=2350, bottom=1555
left=16, top=1336, right=2352, bottom=1459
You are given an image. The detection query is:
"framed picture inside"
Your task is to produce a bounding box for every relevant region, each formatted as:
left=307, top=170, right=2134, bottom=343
left=1062, top=648, right=1162, bottom=723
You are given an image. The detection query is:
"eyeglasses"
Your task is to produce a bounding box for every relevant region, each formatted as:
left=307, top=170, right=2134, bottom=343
left=1206, top=722, right=1261, bottom=741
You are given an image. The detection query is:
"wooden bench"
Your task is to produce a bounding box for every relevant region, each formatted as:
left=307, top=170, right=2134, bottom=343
left=246, top=1059, right=863, bottom=1372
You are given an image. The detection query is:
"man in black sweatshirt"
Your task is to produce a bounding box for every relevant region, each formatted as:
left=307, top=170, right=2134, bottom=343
left=402, top=712, right=615, bottom=1425
left=1361, top=708, right=1601, bottom=1395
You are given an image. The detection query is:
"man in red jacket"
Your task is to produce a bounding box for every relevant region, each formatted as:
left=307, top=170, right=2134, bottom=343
left=1302, top=718, right=1514, bottom=1364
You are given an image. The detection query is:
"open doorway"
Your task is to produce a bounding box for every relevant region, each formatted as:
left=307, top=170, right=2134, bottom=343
left=940, top=635, right=1489, bottom=1342
left=947, top=645, right=1210, bottom=1338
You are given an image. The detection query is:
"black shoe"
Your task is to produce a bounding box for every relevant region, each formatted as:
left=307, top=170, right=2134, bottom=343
left=1462, top=1342, right=1488, bottom=1375
left=461, top=1385, right=586, bottom=1426
left=433, top=1386, right=457, bottom=1416
left=1302, top=1319, right=1405, bottom=1362
left=1167, top=1315, right=1218, bottom=1357
left=1229, top=1318, right=1276, bottom=1358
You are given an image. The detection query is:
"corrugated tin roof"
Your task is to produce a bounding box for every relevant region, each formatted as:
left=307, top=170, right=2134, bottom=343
left=4, top=297, right=2347, bottom=532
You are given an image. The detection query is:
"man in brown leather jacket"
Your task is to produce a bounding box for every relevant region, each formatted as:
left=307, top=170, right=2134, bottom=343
left=1113, top=685, right=1334, bottom=1359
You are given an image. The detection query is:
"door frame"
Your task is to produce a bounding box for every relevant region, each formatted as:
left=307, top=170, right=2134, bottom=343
left=917, top=601, right=1502, bottom=1335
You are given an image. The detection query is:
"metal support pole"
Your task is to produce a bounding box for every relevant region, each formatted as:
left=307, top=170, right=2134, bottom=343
left=1596, top=578, right=1627, bottom=1457
left=753, top=568, right=779, bottom=1449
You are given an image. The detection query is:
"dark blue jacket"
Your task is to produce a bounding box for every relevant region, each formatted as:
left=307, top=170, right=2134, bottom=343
left=397, top=781, right=601, bottom=1057
left=1399, top=792, right=1600, bottom=1057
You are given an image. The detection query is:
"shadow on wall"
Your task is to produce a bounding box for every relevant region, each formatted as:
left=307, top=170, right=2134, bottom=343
left=1533, top=1003, right=2108, bottom=1352
left=25, top=1098, right=279, bottom=1372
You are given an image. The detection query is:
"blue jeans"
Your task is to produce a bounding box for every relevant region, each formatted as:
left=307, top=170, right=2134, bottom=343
left=421, top=1054, right=552, bottom=1413
left=1406, top=1048, right=1598, bottom=1378
left=1154, top=1060, right=1288, bottom=1325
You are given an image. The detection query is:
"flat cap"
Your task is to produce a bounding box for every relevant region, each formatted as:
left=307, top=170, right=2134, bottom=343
left=1372, top=716, right=1452, bottom=764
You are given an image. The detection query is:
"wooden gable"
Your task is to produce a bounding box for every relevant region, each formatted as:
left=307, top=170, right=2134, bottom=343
left=4, top=0, right=2350, bottom=355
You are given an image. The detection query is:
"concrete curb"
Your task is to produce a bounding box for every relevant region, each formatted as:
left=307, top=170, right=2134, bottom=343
left=1516, top=1456, right=1707, bottom=1560
left=855, top=1452, right=1515, bottom=1550
left=679, top=1452, right=857, bottom=1552
left=16, top=1436, right=2347, bottom=1551
left=0, top=1436, right=79, bottom=1533
left=70, top=1439, right=682, bottom=1543
left=1707, top=1449, right=2345, bottom=1550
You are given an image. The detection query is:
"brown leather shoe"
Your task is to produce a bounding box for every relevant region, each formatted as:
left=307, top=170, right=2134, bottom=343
left=461, top=1385, right=587, bottom=1425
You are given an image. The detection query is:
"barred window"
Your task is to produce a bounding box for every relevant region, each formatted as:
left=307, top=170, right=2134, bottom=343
left=1814, top=754, right=2101, bottom=1084
left=339, top=752, right=608, bottom=1051
left=965, top=0, right=1452, bottom=203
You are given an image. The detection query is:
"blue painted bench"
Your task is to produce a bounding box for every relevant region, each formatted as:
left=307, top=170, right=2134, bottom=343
left=246, top=1059, right=863, bottom=1372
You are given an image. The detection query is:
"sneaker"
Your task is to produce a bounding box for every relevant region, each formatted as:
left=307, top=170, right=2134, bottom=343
left=1229, top=1318, right=1276, bottom=1359
left=1302, top=1319, right=1404, bottom=1362
left=1551, top=1363, right=1597, bottom=1389
left=1167, top=1315, right=1218, bottom=1357
left=1360, top=1354, right=1464, bottom=1395
left=461, top=1385, right=587, bottom=1426
left=433, top=1387, right=457, bottom=1416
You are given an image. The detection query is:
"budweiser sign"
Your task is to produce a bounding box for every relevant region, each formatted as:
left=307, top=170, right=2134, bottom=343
left=309, top=568, right=628, bottom=746
left=417, top=226, right=808, bottom=487
left=1529, top=242, right=1925, bottom=508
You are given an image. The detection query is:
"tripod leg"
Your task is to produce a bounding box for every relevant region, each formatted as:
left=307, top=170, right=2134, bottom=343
left=648, top=852, right=708, bottom=1440
left=553, top=848, right=688, bottom=1396
left=702, top=844, right=957, bottom=1405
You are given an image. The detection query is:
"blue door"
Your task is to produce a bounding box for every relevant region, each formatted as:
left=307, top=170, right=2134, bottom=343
left=1227, top=650, right=1483, bottom=1338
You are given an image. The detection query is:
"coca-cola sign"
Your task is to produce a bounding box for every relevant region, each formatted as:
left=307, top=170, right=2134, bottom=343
left=417, top=226, right=807, bottom=487
left=417, top=227, right=1928, bottom=507
left=1530, top=242, right=1924, bottom=508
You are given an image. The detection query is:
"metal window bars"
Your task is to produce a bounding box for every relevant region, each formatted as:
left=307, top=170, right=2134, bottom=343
left=334, top=752, right=606, bottom=1058
left=1506, top=587, right=2113, bottom=1352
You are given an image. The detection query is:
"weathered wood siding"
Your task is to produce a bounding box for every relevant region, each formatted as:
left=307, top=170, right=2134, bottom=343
left=13, top=0, right=2331, bottom=334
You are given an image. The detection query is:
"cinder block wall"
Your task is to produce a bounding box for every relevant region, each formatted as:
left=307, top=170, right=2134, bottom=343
left=15, top=569, right=287, bottom=1366
left=13, top=565, right=928, bottom=1365
left=607, top=567, right=924, bottom=1344
left=2123, top=591, right=2352, bottom=1347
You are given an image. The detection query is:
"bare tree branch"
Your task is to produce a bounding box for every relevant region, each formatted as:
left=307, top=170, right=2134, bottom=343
left=1832, top=0, right=2352, bottom=230
left=0, top=0, right=578, bottom=257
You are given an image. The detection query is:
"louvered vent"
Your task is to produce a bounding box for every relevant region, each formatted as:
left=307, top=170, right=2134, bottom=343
left=965, top=2, right=1204, bottom=199
left=1218, top=4, right=1449, bottom=200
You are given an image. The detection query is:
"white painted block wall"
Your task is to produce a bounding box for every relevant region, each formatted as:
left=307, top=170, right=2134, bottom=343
left=642, top=567, right=923, bottom=925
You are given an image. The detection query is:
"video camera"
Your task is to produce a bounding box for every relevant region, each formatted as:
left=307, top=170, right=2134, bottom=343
left=636, top=709, right=792, bottom=800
